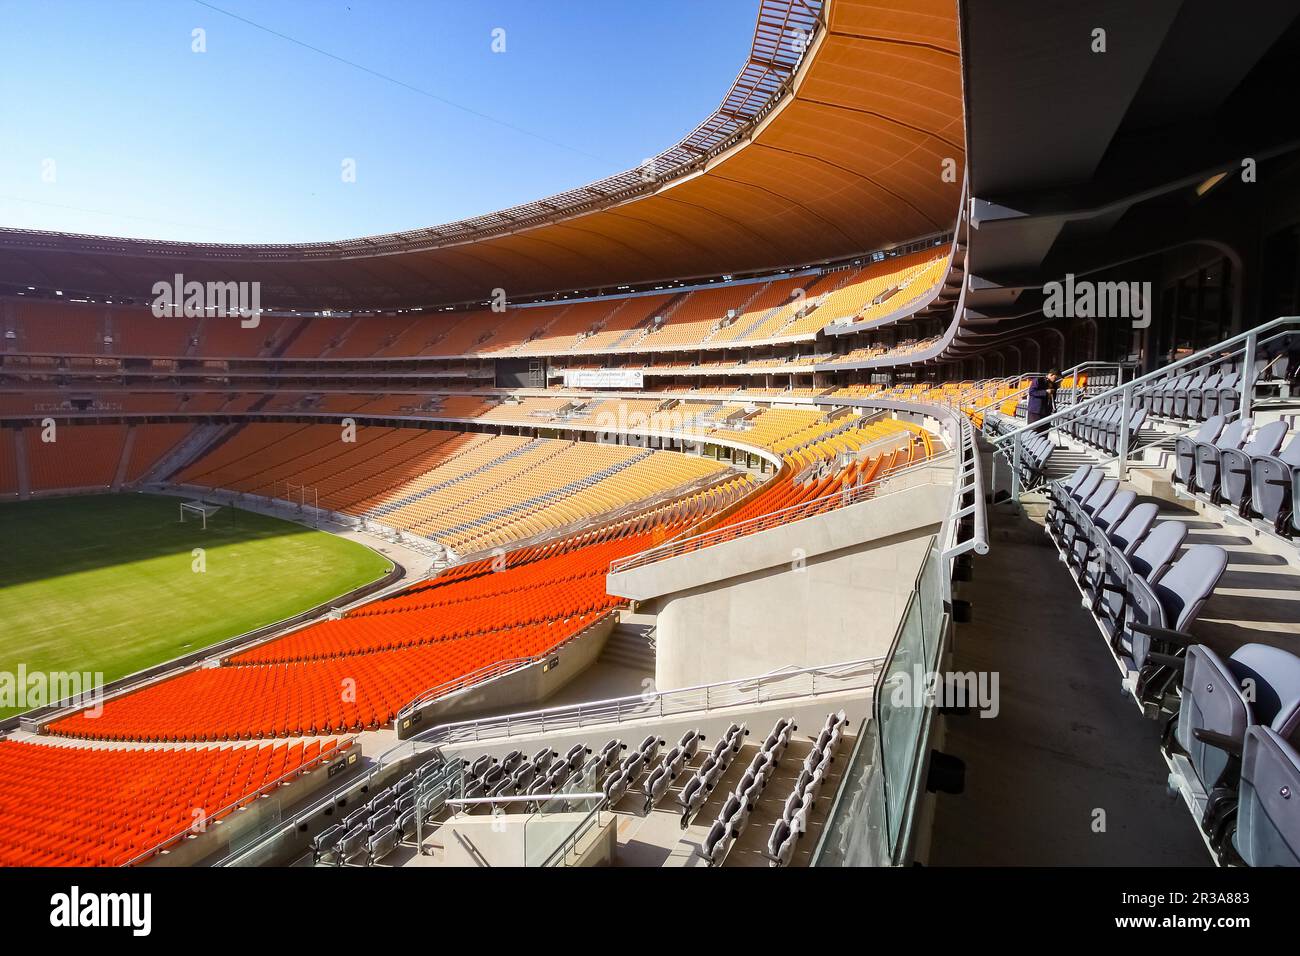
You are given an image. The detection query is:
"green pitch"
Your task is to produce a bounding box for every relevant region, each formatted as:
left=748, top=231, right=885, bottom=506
left=0, top=493, right=393, bottom=718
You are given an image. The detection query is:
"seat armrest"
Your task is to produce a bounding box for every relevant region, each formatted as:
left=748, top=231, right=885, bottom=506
left=1129, top=622, right=1196, bottom=647
left=1191, top=728, right=1243, bottom=758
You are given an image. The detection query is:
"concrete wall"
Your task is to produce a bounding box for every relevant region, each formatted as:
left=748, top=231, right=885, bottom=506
left=609, top=482, right=948, bottom=690
left=397, top=615, right=614, bottom=739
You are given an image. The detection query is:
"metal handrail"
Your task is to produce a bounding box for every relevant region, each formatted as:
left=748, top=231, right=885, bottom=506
left=411, top=656, right=885, bottom=748
left=992, top=316, right=1300, bottom=448
left=607, top=448, right=950, bottom=574
left=397, top=658, right=534, bottom=721
left=990, top=316, right=1299, bottom=498
left=123, top=735, right=359, bottom=867
left=963, top=360, right=1129, bottom=422
left=395, top=612, right=616, bottom=725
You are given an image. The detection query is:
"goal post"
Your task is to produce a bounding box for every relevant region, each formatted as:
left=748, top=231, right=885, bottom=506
left=179, top=500, right=223, bottom=530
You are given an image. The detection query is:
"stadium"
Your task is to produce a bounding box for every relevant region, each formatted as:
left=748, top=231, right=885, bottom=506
left=1, top=0, right=1299, bottom=904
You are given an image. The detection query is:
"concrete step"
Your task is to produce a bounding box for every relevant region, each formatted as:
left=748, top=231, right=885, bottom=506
left=600, top=626, right=656, bottom=671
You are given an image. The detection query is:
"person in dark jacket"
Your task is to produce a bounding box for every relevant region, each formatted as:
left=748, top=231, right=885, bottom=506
left=1026, top=368, right=1060, bottom=425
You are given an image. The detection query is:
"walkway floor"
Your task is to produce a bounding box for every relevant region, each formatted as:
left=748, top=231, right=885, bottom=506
left=927, top=502, right=1209, bottom=866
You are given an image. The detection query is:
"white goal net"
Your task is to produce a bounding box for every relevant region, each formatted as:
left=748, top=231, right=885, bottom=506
left=178, top=500, right=223, bottom=530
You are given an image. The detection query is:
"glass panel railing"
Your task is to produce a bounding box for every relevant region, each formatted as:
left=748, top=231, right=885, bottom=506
left=812, top=718, right=886, bottom=866
left=877, top=589, right=926, bottom=849
left=815, top=538, right=951, bottom=866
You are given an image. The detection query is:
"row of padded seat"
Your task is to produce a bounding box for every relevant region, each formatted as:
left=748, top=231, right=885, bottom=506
left=1140, top=364, right=1244, bottom=422
left=1059, top=399, right=1147, bottom=456
left=313, top=755, right=460, bottom=865
left=1173, top=415, right=1300, bottom=538
left=702, top=717, right=796, bottom=867
left=1039, top=466, right=1300, bottom=866
left=767, top=711, right=848, bottom=867
left=1045, top=465, right=1228, bottom=710
left=678, top=724, right=749, bottom=829
left=1163, top=643, right=1300, bottom=866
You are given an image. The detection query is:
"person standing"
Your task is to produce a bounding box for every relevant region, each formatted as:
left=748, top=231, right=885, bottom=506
left=1026, top=368, right=1060, bottom=425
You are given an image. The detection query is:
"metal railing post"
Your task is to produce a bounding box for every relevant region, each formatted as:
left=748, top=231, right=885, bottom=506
left=1241, top=330, right=1257, bottom=420
left=1116, top=384, right=1133, bottom=481
left=1010, top=435, right=1022, bottom=504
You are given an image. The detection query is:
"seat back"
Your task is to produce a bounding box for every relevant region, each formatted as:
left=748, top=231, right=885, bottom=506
left=1093, top=489, right=1136, bottom=533
left=1228, top=643, right=1300, bottom=732
left=1236, top=727, right=1300, bottom=867
left=1151, top=544, right=1229, bottom=632
left=1244, top=420, right=1288, bottom=457
left=1106, top=501, right=1159, bottom=555
left=1176, top=644, right=1251, bottom=790
left=1215, top=418, right=1253, bottom=451
left=1128, top=520, right=1187, bottom=580
left=1195, top=415, right=1227, bottom=444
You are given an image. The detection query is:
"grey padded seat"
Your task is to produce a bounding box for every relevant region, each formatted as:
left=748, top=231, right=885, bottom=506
left=723, top=723, right=749, bottom=753
left=561, top=744, right=589, bottom=773
left=767, top=819, right=797, bottom=867
left=1174, top=415, right=1226, bottom=486
left=678, top=729, right=704, bottom=760
left=1169, top=643, right=1300, bottom=843
left=531, top=747, right=557, bottom=774
left=1117, top=544, right=1229, bottom=704
left=1077, top=499, right=1160, bottom=609
left=1191, top=417, right=1253, bottom=495
left=1067, top=488, right=1136, bottom=572
left=500, top=750, right=524, bottom=774
left=1094, top=520, right=1188, bottom=631
left=1219, top=420, right=1287, bottom=509
left=368, top=806, right=396, bottom=834
left=597, top=739, right=623, bottom=771
left=1249, top=432, right=1300, bottom=531
left=602, top=769, right=630, bottom=804
left=397, top=806, right=418, bottom=842
left=311, top=823, right=346, bottom=864
left=512, top=763, right=536, bottom=790
left=367, top=824, right=401, bottom=865
left=619, top=749, right=646, bottom=782
left=343, top=806, right=370, bottom=831
left=1180, top=370, right=1216, bottom=420
left=1234, top=727, right=1300, bottom=867
left=702, top=820, right=731, bottom=866
left=678, top=775, right=709, bottom=828
left=338, top=826, right=369, bottom=866
left=637, top=734, right=664, bottom=766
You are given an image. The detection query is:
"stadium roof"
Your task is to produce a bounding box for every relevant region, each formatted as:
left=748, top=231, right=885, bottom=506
left=0, top=0, right=964, bottom=311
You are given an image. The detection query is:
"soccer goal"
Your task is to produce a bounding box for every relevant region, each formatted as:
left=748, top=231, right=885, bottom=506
left=178, top=500, right=223, bottom=530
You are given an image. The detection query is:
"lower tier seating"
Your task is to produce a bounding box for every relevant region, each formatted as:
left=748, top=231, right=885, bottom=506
left=0, top=738, right=347, bottom=866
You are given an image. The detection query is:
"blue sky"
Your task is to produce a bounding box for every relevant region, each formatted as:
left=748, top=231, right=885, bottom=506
left=0, top=0, right=758, bottom=243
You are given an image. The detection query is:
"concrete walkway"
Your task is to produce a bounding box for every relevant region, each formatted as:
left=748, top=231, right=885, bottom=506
left=927, top=503, right=1208, bottom=866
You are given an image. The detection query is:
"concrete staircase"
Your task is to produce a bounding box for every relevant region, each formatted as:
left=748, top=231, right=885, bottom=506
left=600, top=614, right=657, bottom=671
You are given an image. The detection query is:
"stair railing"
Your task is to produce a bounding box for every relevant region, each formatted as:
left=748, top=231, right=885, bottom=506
left=990, top=316, right=1300, bottom=501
